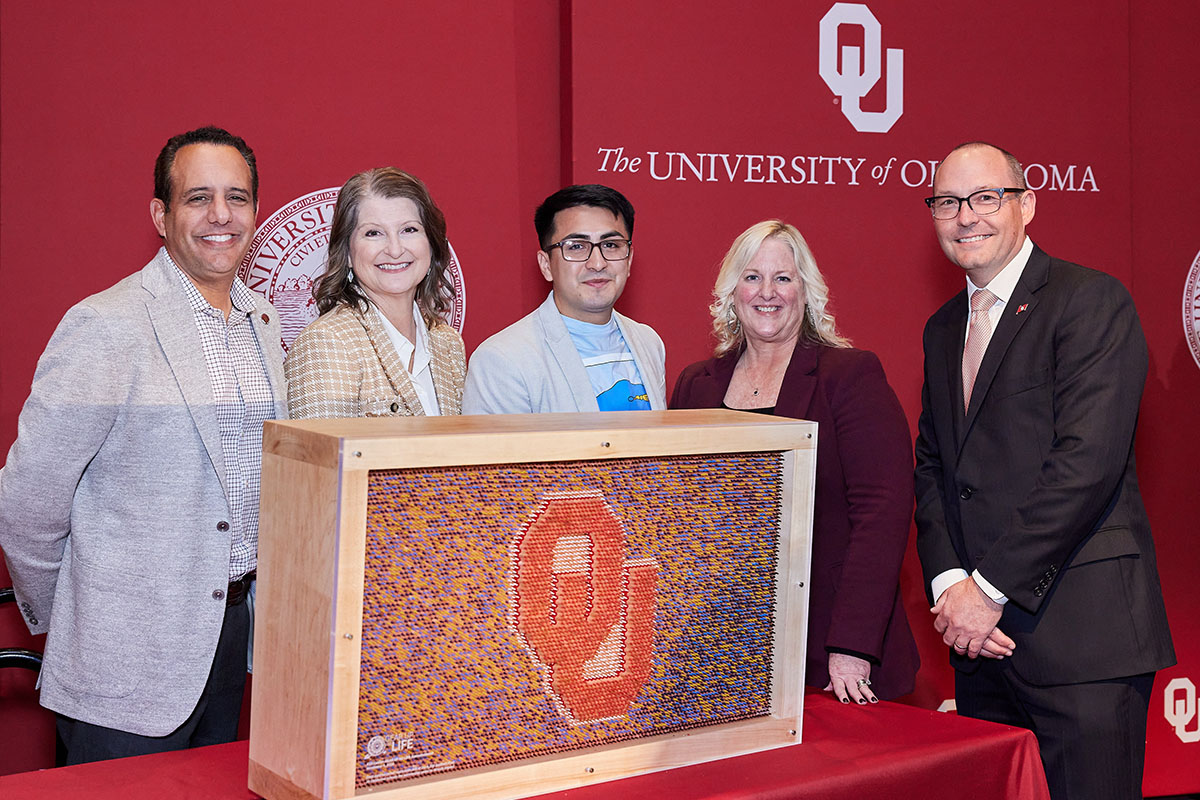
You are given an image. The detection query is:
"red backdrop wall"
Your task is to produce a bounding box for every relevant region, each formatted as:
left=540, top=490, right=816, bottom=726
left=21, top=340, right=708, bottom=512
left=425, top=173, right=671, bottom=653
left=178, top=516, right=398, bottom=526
left=565, top=3, right=1200, bottom=794
left=1, top=0, right=1197, bottom=792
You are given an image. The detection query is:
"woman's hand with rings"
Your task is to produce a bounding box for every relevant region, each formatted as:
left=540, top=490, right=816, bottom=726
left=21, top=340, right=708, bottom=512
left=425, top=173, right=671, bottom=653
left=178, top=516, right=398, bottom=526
left=825, top=653, right=877, bottom=705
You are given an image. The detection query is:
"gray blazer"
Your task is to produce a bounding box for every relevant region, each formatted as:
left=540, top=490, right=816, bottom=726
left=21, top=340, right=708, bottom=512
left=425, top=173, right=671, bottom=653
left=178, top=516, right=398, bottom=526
left=462, top=292, right=666, bottom=414
left=0, top=248, right=286, bottom=736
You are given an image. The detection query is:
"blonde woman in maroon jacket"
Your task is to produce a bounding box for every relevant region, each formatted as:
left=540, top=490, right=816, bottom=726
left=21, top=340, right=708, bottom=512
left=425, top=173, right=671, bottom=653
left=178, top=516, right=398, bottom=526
left=671, top=220, right=918, bottom=704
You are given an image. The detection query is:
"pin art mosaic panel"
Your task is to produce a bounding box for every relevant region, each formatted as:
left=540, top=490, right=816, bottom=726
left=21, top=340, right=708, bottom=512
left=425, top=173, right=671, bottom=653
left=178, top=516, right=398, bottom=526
left=355, top=453, right=784, bottom=789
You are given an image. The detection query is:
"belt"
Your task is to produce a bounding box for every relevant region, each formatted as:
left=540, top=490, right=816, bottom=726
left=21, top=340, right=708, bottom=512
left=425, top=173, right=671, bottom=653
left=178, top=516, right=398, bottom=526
left=227, top=570, right=256, bottom=607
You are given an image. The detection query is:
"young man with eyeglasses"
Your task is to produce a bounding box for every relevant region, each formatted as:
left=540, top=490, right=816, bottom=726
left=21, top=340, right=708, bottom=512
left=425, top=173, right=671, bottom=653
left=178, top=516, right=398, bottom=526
left=914, top=141, right=1174, bottom=800
left=463, top=184, right=665, bottom=414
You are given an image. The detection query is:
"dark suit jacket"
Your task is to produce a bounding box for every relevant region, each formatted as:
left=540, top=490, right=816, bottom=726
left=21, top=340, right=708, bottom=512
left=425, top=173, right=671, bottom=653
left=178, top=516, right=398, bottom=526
left=672, top=343, right=919, bottom=699
left=914, top=245, right=1174, bottom=685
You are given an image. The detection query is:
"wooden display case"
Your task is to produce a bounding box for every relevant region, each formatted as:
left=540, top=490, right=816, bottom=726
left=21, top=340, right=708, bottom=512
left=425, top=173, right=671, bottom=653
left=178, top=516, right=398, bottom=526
left=248, top=409, right=816, bottom=800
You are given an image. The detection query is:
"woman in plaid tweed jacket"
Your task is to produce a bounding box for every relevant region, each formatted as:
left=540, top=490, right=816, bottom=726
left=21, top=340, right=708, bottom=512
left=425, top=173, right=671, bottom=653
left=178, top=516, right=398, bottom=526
left=286, top=168, right=465, bottom=419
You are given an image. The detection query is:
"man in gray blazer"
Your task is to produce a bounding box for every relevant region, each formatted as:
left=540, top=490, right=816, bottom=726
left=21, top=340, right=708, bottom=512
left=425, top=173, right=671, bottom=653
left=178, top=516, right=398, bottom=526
left=463, top=185, right=665, bottom=414
left=0, top=126, right=286, bottom=764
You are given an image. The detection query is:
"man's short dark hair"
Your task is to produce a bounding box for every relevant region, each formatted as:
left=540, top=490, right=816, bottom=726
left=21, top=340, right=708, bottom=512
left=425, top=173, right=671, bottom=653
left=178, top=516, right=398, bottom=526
left=154, top=126, right=258, bottom=210
left=534, top=184, right=635, bottom=250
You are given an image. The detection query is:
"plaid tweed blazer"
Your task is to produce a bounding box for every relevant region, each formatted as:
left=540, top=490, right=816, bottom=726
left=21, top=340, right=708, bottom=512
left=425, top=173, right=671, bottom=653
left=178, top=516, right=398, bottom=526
left=285, top=303, right=465, bottom=419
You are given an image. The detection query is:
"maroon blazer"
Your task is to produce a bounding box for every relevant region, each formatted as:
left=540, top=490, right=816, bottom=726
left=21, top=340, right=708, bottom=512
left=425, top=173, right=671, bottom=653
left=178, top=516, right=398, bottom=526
left=671, top=342, right=919, bottom=699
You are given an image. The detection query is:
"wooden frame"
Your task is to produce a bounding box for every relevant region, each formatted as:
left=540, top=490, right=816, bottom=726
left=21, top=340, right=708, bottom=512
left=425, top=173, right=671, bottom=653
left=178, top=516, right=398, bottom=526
left=249, top=409, right=816, bottom=800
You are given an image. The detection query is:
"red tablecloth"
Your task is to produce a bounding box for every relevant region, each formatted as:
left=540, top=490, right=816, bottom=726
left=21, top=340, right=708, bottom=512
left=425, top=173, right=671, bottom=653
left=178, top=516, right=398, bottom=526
left=0, top=690, right=1049, bottom=800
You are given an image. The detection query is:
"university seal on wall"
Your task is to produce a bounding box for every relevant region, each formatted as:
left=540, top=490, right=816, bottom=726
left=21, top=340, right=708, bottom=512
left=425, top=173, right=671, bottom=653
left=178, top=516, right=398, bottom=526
left=1186, top=249, right=1200, bottom=371
left=239, top=188, right=468, bottom=352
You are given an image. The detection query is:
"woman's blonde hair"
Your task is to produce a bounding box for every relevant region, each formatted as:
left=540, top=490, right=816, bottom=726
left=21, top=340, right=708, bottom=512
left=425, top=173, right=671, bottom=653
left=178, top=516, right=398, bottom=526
left=710, top=220, right=850, bottom=356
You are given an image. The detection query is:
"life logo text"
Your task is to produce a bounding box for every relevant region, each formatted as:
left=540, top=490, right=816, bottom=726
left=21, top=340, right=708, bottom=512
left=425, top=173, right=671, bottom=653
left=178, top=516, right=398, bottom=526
left=819, top=3, right=903, bottom=134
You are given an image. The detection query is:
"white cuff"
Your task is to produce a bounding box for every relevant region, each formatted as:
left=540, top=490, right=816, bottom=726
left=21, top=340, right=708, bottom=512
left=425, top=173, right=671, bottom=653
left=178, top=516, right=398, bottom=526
left=931, top=568, right=969, bottom=604
left=971, top=570, right=1009, bottom=605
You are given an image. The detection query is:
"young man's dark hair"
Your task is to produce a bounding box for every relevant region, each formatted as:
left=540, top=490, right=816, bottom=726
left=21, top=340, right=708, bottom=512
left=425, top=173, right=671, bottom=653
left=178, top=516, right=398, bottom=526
left=534, top=184, right=635, bottom=249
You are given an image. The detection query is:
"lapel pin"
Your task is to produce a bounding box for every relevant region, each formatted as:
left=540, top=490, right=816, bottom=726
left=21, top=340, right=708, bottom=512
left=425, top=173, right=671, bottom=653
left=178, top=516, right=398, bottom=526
left=1016, top=304, right=1029, bottom=315
left=261, top=313, right=270, bottom=324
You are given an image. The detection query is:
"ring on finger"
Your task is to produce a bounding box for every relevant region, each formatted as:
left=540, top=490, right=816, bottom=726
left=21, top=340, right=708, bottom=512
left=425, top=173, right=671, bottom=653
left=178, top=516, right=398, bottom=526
left=856, top=678, right=871, bottom=688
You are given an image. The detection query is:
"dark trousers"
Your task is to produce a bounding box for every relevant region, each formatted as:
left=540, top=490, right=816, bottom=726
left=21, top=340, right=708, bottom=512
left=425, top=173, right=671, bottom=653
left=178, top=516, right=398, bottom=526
left=56, top=600, right=249, bottom=765
left=956, top=658, right=1154, bottom=800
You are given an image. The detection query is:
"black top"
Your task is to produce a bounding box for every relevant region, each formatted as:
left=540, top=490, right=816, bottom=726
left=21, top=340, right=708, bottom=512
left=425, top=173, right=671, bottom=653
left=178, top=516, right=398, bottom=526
left=721, top=402, right=776, bottom=415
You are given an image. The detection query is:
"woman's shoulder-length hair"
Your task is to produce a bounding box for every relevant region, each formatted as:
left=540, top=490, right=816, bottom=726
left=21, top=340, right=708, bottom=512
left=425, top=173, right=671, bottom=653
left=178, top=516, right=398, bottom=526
left=709, top=219, right=851, bottom=357
left=313, top=167, right=454, bottom=326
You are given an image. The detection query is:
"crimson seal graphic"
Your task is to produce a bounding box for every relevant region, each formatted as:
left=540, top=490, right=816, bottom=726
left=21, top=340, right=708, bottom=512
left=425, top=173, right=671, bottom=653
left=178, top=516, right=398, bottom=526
left=1185, top=249, right=1200, bottom=371
left=238, top=188, right=467, bottom=352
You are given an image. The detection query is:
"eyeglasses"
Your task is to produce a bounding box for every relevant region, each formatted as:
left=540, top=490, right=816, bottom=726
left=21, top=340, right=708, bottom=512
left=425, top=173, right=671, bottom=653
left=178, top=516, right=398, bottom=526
left=924, top=188, right=1025, bottom=220
left=546, top=237, right=632, bottom=262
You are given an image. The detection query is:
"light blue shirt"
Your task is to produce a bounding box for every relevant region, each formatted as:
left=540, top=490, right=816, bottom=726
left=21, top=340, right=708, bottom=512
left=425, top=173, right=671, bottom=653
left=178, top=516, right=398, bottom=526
left=561, top=314, right=651, bottom=411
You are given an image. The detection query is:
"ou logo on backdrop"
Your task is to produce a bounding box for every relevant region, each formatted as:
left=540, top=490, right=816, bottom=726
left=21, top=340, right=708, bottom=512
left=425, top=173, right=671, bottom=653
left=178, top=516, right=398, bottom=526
left=1165, top=677, right=1200, bottom=743
left=818, top=3, right=904, bottom=133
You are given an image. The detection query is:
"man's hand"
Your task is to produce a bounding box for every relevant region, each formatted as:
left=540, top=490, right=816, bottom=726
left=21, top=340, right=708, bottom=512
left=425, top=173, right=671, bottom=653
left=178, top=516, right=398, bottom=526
left=930, top=577, right=1013, bottom=659
left=978, top=629, right=1016, bottom=659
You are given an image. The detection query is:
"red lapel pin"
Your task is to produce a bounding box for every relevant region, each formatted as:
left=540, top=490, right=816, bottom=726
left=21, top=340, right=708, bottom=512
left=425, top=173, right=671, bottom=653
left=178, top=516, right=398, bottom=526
left=1016, top=304, right=1029, bottom=315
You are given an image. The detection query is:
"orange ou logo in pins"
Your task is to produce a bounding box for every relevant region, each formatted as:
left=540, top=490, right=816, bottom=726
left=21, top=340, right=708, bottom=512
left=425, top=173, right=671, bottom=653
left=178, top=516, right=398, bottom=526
left=510, top=493, right=658, bottom=723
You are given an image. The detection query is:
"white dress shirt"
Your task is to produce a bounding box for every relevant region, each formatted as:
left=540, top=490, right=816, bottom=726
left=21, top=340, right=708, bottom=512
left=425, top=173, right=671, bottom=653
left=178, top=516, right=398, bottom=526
left=930, top=235, right=1035, bottom=606
left=373, top=302, right=441, bottom=416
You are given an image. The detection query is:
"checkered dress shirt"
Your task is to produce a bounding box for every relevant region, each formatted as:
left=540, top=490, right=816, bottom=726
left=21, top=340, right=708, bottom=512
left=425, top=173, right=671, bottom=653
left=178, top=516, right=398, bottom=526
left=170, top=256, right=274, bottom=580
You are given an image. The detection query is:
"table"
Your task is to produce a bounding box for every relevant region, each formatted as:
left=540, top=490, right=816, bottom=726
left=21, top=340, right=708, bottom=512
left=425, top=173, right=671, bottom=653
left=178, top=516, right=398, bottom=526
left=0, top=690, right=1049, bottom=799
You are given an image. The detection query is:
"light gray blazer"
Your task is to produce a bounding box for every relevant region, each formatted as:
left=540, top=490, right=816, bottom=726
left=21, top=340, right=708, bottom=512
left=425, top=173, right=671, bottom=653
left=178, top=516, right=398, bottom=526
left=0, top=248, right=286, bottom=736
left=462, top=292, right=666, bottom=414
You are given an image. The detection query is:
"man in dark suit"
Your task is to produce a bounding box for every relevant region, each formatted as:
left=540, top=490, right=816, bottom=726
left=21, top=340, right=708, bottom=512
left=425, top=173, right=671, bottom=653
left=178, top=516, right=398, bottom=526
left=914, top=142, right=1174, bottom=799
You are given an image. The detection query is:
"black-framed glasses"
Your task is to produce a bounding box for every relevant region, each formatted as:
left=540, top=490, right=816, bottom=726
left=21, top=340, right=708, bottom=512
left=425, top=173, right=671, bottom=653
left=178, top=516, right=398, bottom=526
left=546, top=237, right=633, bottom=262
left=924, top=188, right=1025, bottom=220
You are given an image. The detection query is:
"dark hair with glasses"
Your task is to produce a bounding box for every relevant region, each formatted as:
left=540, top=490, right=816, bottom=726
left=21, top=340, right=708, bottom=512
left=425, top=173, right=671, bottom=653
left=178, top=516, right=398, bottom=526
left=534, top=184, right=635, bottom=250
left=544, top=238, right=632, bottom=262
